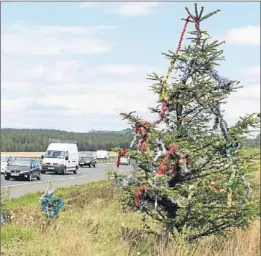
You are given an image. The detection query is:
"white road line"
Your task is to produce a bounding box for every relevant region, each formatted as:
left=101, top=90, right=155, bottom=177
left=1, top=173, right=105, bottom=188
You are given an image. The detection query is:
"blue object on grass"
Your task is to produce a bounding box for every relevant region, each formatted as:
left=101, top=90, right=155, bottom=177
left=40, top=189, right=63, bottom=218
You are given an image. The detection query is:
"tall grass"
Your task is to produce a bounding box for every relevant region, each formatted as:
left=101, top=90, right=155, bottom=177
left=1, top=181, right=260, bottom=256
left=1, top=148, right=260, bottom=256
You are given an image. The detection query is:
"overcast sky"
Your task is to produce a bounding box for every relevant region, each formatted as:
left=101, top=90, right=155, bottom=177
left=2, top=2, right=260, bottom=132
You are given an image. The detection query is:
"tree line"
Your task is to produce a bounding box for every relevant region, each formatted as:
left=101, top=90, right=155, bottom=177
left=241, top=133, right=260, bottom=148
left=1, top=129, right=132, bottom=152
left=0, top=128, right=259, bottom=152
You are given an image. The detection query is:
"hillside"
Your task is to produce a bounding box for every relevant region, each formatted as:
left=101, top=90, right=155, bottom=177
left=242, top=133, right=260, bottom=148
left=1, top=128, right=259, bottom=152
left=1, top=128, right=132, bottom=152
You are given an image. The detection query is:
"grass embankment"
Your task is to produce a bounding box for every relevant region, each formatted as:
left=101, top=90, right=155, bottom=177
left=1, top=149, right=260, bottom=256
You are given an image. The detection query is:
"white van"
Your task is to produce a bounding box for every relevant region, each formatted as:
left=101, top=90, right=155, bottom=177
left=41, top=143, right=79, bottom=175
left=96, top=150, right=109, bottom=160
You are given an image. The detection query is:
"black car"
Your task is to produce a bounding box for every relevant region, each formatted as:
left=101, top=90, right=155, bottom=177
left=79, top=153, right=97, bottom=168
left=4, top=158, right=41, bottom=181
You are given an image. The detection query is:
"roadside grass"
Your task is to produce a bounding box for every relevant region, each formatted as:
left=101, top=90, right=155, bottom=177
left=1, top=148, right=260, bottom=256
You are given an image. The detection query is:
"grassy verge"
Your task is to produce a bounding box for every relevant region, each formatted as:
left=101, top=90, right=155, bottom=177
left=1, top=148, right=260, bottom=256
left=1, top=183, right=260, bottom=255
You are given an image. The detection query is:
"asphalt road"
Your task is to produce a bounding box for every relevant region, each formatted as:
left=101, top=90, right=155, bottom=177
left=1, top=163, right=131, bottom=199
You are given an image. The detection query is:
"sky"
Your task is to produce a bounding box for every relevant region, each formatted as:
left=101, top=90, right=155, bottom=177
left=1, top=2, right=260, bottom=132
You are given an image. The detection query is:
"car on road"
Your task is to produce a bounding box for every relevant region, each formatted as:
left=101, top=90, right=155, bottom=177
left=1, top=155, right=14, bottom=174
left=119, top=156, right=130, bottom=166
left=4, top=158, right=41, bottom=181
left=96, top=150, right=109, bottom=160
left=79, top=152, right=97, bottom=168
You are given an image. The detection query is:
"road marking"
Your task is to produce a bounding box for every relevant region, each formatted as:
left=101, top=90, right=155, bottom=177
left=1, top=173, right=105, bottom=188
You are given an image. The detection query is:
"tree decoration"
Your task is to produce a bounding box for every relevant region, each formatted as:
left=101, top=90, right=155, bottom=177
left=112, top=3, right=260, bottom=242
left=116, top=148, right=127, bottom=168
left=40, top=187, right=63, bottom=218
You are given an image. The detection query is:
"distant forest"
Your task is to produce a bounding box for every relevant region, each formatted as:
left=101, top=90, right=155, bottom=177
left=1, top=129, right=132, bottom=152
left=1, top=128, right=260, bottom=152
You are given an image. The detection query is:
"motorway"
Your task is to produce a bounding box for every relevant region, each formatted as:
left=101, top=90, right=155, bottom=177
left=1, top=163, right=132, bottom=199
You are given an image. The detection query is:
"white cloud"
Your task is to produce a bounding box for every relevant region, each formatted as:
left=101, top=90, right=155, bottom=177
left=224, top=26, right=260, bottom=46
left=244, top=66, right=260, bottom=76
left=99, top=64, right=155, bottom=75
left=79, top=2, right=97, bottom=8
left=2, top=23, right=116, bottom=56
left=106, top=3, right=159, bottom=16
left=1, top=51, right=158, bottom=131
left=2, top=50, right=260, bottom=131
left=1, top=17, right=260, bottom=132
left=223, top=85, right=260, bottom=125
left=2, top=98, right=33, bottom=116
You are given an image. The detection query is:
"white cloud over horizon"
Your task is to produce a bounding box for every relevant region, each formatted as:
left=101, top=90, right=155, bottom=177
left=2, top=23, right=117, bottom=56
left=1, top=3, right=260, bottom=133
left=224, top=26, right=260, bottom=46
left=105, top=2, right=160, bottom=16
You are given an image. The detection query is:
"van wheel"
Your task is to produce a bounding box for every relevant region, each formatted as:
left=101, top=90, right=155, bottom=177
left=61, top=166, right=66, bottom=175
left=73, top=166, right=78, bottom=174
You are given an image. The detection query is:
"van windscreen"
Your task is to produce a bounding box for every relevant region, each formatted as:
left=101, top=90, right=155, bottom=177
left=45, top=151, right=65, bottom=159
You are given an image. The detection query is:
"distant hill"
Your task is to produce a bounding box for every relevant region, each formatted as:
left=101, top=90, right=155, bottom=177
left=1, top=128, right=132, bottom=152
left=241, top=133, right=260, bottom=148
left=1, top=128, right=259, bottom=152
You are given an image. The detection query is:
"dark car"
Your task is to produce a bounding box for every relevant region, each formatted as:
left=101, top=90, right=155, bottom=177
left=4, top=158, right=41, bottom=181
left=79, top=153, right=97, bottom=168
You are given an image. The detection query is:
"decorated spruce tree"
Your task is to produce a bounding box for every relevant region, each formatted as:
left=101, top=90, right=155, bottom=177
left=112, top=4, right=260, bottom=241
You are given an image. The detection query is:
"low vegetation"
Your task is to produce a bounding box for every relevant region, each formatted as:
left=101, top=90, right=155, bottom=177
left=1, top=128, right=132, bottom=152
left=1, top=149, right=260, bottom=256
left=1, top=128, right=259, bottom=153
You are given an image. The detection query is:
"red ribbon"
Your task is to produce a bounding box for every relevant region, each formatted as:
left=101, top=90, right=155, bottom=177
left=156, top=15, right=192, bottom=125
left=169, top=165, right=175, bottom=176
left=116, top=148, right=127, bottom=168
left=156, top=144, right=178, bottom=175
left=155, top=102, right=169, bottom=125
left=134, top=185, right=148, bottom=207
left=134, top=122, right=153, bottom=152
left=135, top=124, right=142, bottom=135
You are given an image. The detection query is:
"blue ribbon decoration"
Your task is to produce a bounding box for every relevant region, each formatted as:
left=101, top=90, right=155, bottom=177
left=40, top=189, right=63, bottom=218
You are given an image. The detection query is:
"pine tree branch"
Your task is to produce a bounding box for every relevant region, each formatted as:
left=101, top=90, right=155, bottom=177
left=188, top=223, right=231, bottom=241
left=186, top=162, right=232, bottom=181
